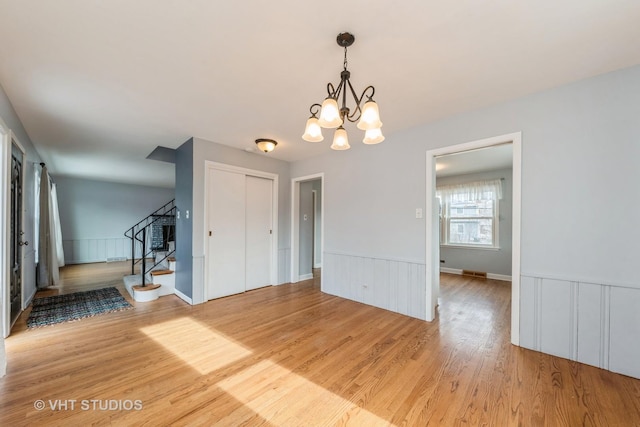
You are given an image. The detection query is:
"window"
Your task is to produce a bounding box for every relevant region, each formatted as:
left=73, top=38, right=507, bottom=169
left=437, top=179, right=502, bottom=248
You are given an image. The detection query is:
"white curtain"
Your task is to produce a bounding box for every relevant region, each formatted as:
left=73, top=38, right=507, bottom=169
left=37, top=165, right=65, bottom=288
left=51, top=183, right=65, bottom=267
left=436, top=179, right=503, bottom=203
left=33, top=166, right=40, bottom=262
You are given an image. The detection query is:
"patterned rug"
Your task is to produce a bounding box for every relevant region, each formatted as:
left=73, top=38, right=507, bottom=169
left=27, top=287, right=133, bottom=328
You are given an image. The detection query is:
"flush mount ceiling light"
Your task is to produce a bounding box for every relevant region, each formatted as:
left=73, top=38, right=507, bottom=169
left=255, top=138, right=278, bottom=153
left=302, top=32, right=384, bottom=150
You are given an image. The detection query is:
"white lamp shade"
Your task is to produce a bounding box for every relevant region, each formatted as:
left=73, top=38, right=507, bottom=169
left=318, top=97, right=342, bottom=128
left=302, top=117, right=324, bottom=142
left=255, top=139, right=277, bottom=152
left=363, top=127, right=385, bottom=144
left=356, top=100, right=383, bottom=130
left=330, top=127, right=350, bottom=150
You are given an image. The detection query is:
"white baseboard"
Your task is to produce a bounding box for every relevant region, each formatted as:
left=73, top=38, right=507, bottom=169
left=299, top=273, right=313, bottom=281
left=487, top=273, right=512, bottom=282
left=314, top=263, right=322, bottom=269
left=440, top=267, right=511, bottom=282
left=24, top=288, right=37, bottom=308
left=174, top=288, right=193, bottom=304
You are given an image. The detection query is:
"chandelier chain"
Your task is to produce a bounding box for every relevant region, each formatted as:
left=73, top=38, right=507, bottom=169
left=343, top=46, right=348, bottom=71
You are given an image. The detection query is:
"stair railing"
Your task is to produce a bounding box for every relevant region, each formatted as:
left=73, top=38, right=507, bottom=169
left=125, top=199, right=176, bottom=286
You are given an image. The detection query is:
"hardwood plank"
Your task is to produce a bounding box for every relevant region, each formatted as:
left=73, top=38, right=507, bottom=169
left=1, top=266, right=639, bottom=426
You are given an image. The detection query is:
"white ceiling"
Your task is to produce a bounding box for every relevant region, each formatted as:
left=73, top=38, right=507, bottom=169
left=1, top=1, right=639, bottom=188
left=436, top=144, right=513, bottom=177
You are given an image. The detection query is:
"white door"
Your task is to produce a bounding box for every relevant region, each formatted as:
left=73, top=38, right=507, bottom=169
left=9, top=139, right=25, bottom=329
left=245, top=176, right=272, bottom=291
left=207, top=169, right=246, bottom=299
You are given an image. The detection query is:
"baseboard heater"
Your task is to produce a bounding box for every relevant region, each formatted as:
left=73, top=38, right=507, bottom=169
left=462, top=269, right=487, bottom=279
left=106, top=257, right=127, bottom=262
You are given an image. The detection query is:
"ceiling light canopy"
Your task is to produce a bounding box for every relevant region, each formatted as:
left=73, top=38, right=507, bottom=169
left=302, top=32, right=384, bottom=150
left=255, top=138, right=277, bottom=153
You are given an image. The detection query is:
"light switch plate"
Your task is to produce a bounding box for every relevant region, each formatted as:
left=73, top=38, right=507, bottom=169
left=416, top=208, right=423, bottom=219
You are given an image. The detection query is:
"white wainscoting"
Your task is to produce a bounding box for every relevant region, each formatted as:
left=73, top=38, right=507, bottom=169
left=520, top=274, right=640, bottom=379
left=324, top=252, right=427, bottom=321
left=278, top=247, right=290, bottom=285
left=192, top=255, right=205, bottom=305
left=63, top=238, right=137, bottom=264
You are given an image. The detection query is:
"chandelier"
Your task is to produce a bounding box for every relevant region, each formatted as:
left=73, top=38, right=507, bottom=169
left=302, top=32, right=384, bottom=150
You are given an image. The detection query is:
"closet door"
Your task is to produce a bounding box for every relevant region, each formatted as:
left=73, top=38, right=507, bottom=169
left=207, top=168, right=246, bottom=299
left=245, top=176, right=273, bottom=291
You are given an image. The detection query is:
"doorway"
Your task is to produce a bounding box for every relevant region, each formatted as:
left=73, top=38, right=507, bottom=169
left=426, top=132, right=522, bottom=345
left=1, top=129, right=26, bottom=338
left=291, top=174, right=324, bottom=284
left=9, top=139, right=24, bottom=327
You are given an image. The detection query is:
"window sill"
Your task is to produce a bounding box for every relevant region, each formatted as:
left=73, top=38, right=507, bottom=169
left=440, top=244, right=500, bottom=251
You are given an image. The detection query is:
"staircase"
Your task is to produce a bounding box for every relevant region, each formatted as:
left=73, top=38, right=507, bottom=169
left=123, top=200, right=177, bottom=302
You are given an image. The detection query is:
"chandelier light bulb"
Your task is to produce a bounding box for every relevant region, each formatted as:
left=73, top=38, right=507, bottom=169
left=363, top=127, right=385, bottom=144
left=318, top=97, right=342, bottom=128
left=330, top=126, right=350, bottom=150
left=302, top=116, right=324, bottom=142
left=356, top=100, right=383, bottom=130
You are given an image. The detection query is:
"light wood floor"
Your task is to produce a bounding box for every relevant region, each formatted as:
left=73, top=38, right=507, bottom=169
left=1, top=263, right=639, bottom=426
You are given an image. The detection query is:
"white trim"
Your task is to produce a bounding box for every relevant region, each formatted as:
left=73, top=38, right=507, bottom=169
left=202, top=161, right=279, bottom=301
left=298, top=273, right=313, bottom=281
left=291, top=173, right=324, bottom=291
left=2, top=131, right=26, bottom=336
left=426, top=132, right=522, bottom=345
left=520, top=271, right=639, bottom=291
left=440, top=267, right=512, bottom=282
left=174, top=288, right=193, bottom=304
left=0, top=116, right=10, bottom=338
left=324, top=250, right=424, bottom=266
left=311, top=189, right=321, bottom=269
left=24, top=288, right=36, bottom=307
left=440, top=244, right=501, bottom=251
left=488, top=273, right=512, bottom=282
left=440, top=267, right=461, bottom=275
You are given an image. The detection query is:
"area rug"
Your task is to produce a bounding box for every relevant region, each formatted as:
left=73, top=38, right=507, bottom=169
left=27, top=287, right=133, bottom=328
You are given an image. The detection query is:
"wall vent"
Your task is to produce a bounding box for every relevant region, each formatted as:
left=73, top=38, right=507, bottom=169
left=106, top=257, right=127, bottom=263
left=462, top=269, right=487, bottom=279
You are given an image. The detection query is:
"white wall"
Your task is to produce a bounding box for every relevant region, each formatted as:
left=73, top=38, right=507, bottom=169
left=437, top=168, right=513, bottom=277
left=290, top=64, right=640, bottom=378
left=54, top=176, right=174, bottom=264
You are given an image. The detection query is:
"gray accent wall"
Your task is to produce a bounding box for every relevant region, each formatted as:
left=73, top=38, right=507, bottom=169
left=175, top=138, right=194, bottom=299
left=54, top=176, right=174, bottom=264
left=291, top=64, right=640, bottom=378
left=437, top=168, right=513, bottom=277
